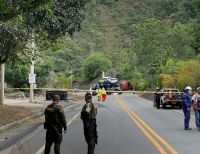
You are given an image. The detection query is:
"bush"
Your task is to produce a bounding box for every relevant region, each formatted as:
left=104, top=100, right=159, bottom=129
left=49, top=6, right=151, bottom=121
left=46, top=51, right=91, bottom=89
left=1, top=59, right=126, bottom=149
left=83, top=53, right=112, bottom=81
left=5, top=63, right=29, bottom=88
left=174, top=60, right=200, bottom=90
left=137, top=81, right=148, bottom=91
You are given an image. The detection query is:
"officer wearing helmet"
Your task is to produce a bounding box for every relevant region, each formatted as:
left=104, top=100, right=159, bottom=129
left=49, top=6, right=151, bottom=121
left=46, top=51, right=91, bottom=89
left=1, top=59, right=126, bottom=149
left=181, top=86, right=192, bottom=130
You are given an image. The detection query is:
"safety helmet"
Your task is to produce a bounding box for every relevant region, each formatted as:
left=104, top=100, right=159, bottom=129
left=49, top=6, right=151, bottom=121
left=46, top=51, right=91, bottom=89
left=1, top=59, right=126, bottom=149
left=197, top=87, right=200, bottom=91
left=156, top=87, right=160, bottom=90
left=185, top=86, right=192, bottom=91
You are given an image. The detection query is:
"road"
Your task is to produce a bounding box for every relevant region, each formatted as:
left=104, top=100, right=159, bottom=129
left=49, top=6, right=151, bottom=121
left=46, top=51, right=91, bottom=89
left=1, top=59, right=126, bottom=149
left=1, top=94, right=199, bottom=154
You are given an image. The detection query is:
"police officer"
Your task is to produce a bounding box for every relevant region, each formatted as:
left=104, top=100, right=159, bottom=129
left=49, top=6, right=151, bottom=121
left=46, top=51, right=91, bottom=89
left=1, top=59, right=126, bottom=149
left=154, top=87, right=161, bottom=109
left=44, top=95, right=67, bottom=154
left=81, top=92, right=98, bottom=154
left=181, top=86, right=192, bottom=130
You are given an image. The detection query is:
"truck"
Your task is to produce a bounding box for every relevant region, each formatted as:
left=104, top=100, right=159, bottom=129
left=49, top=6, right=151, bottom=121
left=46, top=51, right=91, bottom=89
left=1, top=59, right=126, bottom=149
left=46, top=90, right=67, bottom=101
left=119, top=80, right=133, bottom=91
left=160, top=88, right=182, bottom=109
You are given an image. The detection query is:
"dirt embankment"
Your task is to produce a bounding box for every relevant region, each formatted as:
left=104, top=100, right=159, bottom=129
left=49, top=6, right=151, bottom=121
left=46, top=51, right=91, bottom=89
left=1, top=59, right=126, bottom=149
left=0, top=105, right=42, bottom=127
left=0, top=94, right=84, bottom=128
left=139, top=93, right=154, bottom=101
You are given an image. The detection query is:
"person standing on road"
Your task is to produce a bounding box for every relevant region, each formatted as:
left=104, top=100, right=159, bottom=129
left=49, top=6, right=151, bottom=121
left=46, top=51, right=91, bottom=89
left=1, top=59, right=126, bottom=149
left=154, top=87, right=161, bottom=109
left=97, top=87, right=102, bottom=101
left=101, top=87, right=107, bottom=102
left=181, top=86, right=192, bottom=130
left=44, top=95, right=67, bottom=154
left=192, top=87, right=200, bottom=130
left=81, top=92, right=98, bottom=154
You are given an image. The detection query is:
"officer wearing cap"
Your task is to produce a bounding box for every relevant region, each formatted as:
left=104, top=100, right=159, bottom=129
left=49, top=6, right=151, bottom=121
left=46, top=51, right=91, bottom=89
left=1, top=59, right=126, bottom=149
left=181, top=86, right=192, bottom=130
left=81, top=92, right=98, bottom=154
left=44, top=95, right=67, bottom=154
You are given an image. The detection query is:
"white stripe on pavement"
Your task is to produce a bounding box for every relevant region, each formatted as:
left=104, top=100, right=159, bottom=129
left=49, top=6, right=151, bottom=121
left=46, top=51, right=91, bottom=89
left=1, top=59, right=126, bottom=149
left=140, top=95, right=196, bottom=119
left=174, top=110, right=195, bottom=119
left=35, top=112, right=81, bottom=154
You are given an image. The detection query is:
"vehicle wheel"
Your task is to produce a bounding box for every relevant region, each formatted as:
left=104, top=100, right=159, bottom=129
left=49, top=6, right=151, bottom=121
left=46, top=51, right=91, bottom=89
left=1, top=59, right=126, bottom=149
left=162, top=102, right=166, bottom=109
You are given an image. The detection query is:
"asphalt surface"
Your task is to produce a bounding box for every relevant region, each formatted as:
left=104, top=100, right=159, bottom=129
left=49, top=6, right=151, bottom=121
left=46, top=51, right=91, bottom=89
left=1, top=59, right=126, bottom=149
left=1, top=94, right=200, bottom=154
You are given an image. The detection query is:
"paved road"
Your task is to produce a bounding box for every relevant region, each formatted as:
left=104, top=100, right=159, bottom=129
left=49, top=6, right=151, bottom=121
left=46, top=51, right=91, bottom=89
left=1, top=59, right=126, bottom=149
left=1, top=94, right=200, bottom=154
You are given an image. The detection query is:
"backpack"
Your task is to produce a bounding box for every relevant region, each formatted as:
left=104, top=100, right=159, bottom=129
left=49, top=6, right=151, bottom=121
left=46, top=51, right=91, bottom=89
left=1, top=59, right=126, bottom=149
left=81, top=103, right=94, bottom=120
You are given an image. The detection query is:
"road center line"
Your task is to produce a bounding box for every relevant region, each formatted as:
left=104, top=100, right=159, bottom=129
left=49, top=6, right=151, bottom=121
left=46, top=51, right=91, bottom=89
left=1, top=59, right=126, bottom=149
left=35, top=111, right=81, bottom=154
left=115, top=97, right=167, bottom=154
left=115, top=96, right=179, bottom=154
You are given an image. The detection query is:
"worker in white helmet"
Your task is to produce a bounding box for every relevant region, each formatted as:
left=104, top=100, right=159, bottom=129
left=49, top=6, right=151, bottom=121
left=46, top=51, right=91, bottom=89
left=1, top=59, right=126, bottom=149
left=181, top=86, right=192, bottom=130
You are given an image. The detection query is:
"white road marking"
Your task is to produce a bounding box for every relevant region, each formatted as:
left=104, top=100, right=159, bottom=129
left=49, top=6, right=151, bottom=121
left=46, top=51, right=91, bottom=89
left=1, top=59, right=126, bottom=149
left=139, top=95, right=196, bottom=119
left=35, top=111, right=81, bottom=154
left=174, top=110, right=195, bottom=119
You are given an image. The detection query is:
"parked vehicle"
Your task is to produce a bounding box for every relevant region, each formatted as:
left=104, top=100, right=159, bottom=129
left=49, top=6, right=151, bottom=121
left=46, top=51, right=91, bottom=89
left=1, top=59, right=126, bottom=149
left=160, top=88, right=182, bottom=108
left=110, top=78, right=118, bottom=84
left=111, top=82, right=122, bottom=94
left=46, top=91, right=67, bottom=101
left=119, top=80, right=133, bottom=91
left=103, top=80, right=112, bottom=95
left=102, top=77, right=111, bottom=82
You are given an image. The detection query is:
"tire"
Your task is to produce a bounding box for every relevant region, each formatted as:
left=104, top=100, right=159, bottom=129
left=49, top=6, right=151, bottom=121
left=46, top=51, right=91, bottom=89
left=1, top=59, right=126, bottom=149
left=162, top=102, right=166, bottom=109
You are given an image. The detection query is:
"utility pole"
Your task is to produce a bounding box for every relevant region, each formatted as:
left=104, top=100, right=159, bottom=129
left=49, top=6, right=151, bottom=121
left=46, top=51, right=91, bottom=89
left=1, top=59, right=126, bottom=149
left=29, top=31, right=36, bottom=103
left=70, top=67, right=73, bottom=89
left=102, top=71, right=105, bottom=78
left=0, top=63, right=5, bottom=105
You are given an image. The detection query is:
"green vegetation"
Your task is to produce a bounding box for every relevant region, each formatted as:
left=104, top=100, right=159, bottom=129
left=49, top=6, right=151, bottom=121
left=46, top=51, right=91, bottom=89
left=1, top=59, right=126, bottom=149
left=83, top=53, right=112, bottom=81
left=3, top=0, right=200, bottom=91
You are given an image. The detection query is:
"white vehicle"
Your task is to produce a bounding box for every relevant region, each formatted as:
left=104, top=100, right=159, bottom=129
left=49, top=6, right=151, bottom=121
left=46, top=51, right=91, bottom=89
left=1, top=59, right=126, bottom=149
left=102, top=77, right=111, bottom=82
left=110, top=78, right=118, bottom=84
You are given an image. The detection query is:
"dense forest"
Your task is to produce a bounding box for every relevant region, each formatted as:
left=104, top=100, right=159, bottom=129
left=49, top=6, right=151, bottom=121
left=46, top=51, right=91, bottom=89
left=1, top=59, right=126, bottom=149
left=4, top=0, right=200, bottom=90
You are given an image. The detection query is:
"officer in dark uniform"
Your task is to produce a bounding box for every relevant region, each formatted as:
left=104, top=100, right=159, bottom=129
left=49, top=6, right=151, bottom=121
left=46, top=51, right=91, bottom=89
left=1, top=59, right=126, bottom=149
left=44, top=95, right=67, bottom=154
left=154, top=87, right=161, bottom=109
left=81, top=92, right=98, bottom=154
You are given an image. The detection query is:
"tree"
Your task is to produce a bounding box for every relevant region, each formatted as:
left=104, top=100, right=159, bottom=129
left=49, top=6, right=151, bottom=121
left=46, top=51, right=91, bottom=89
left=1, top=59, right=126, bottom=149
left=174, top=60, right=200, bottom=90
left=5, top=62, right=29, bottom=88
left=83, top=53, right=112, bottom=81
left=192, top=0, right=200, bottom=53
left=0, top=0, right=88, bottom=104
left=130, top=18, right=195, bottom=86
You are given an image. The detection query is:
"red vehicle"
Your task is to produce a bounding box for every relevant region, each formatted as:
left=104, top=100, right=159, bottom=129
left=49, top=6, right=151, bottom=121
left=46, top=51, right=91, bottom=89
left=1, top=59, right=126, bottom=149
left=119, top=80, right=133, bottom=91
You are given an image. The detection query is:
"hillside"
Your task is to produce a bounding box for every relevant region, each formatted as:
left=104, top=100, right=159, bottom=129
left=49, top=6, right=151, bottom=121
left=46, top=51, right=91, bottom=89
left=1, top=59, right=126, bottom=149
left=5, top=0, right=200, bottom=90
